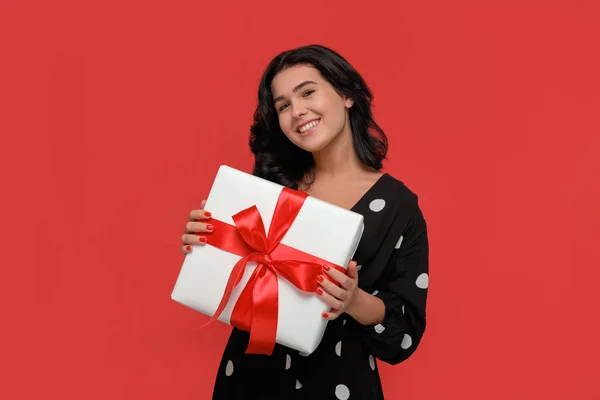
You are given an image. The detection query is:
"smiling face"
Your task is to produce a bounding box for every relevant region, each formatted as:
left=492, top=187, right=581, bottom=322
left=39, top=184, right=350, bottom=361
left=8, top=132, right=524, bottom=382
left=271, top=64, right=354, bottom=153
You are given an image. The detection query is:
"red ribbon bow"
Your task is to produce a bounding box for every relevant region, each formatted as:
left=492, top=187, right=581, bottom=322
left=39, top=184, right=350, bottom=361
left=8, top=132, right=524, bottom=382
left=198, top=187, right=345, bottom=355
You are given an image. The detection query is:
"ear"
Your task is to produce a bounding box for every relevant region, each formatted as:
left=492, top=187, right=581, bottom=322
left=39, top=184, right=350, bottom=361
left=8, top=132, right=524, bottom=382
left=344, top=97, right=354, bottom=109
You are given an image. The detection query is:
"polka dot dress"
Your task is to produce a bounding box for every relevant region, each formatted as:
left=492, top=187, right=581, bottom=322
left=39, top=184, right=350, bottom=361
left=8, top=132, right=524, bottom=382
left=212, top=173, right=429, bottom=399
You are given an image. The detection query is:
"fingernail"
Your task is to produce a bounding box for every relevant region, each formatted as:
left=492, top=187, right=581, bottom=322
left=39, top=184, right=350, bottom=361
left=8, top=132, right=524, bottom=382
left=205, top=211, right=212, bottom=218
left=186, top=245, right=191, bottom=251
left=199, top=237, right=207, bottom=244
left=206, top=224, right=214, bottom=231
left=323, top=265, right=331, bottom=271
left=322, top=312, right=329, bottom=318
left=316, top=275, right=324, bottom=283
left=316, top=288, right=323, bottom=295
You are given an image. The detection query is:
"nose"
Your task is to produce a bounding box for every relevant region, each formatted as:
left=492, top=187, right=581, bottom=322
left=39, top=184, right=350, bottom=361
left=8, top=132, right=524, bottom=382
left=291, top=103, right=307, bottom=119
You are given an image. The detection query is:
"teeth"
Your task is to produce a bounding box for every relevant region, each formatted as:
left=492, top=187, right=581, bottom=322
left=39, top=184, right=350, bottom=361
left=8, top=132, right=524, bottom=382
left=299, top=120, right=319, bottom=133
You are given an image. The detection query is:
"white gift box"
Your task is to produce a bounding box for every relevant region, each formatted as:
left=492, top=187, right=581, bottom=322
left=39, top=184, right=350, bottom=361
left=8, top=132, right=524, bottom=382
left=171, top=165, right=364, bottom=354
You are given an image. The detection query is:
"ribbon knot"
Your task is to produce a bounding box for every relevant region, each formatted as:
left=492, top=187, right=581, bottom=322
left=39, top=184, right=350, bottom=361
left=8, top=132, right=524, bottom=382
left=256, top=253, right=274, bottom=266
left=231, top=205, right=274, bottom=266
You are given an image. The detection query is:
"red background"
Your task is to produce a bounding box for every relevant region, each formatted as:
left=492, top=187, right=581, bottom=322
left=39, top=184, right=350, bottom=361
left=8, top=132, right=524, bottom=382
left=1, top=0, right=599, bottom=398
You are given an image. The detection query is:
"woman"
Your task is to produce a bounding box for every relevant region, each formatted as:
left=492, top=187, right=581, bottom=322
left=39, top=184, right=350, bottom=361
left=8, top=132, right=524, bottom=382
left=180, top=44, right=429, bottom=399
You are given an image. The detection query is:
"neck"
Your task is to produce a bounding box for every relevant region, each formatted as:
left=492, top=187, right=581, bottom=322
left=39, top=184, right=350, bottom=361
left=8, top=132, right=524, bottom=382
left=311, top=124, right=367, bottom=180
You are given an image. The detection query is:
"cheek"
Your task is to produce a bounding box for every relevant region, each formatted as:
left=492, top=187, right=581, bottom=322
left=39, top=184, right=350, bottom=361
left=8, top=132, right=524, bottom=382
left=322, top=99, right=347, bottom=130
left=319, top=93, right=343, bottom=116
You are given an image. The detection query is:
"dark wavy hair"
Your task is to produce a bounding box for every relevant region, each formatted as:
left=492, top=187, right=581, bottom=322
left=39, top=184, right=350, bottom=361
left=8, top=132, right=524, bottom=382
left=249, top=44, right=388, bottom=189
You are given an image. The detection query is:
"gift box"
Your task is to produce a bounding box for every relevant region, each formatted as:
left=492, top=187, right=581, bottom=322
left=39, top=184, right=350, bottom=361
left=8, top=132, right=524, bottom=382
left=171, top=165, right=364, bottom=355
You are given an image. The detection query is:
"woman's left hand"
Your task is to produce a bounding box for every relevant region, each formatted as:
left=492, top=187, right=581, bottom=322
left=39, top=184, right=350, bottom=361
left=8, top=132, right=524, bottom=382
left=316, top=260, right=360, bottom=320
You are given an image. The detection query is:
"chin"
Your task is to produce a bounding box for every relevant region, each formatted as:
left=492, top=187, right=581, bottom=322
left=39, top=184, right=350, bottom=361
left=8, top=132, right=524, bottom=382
left=294, top=136, right=333, bottom=153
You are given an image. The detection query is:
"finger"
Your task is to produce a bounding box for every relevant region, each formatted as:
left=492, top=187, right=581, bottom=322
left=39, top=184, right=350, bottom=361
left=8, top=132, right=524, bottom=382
left=346, top=261, right=359, bottom=280
left=189, top=209, right=212, bottom=221
left=185, top=221, right=214, bottom=234
left=324, top=265, right=353, bottom=290
left=322, top=309, right=343, bottom=320
left=200, top=199, right=206, bottom=209
left=316, top=286, right=345, bottom=311
left=318, top=274, right=348, bottom=301
left=181, top=244, right=193, bottom=255
left=181, top=233, right=208, bottom=245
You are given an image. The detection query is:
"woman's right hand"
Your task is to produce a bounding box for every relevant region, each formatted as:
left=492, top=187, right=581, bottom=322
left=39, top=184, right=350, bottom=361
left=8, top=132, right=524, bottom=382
left=181, top=199, right=214, bottom=255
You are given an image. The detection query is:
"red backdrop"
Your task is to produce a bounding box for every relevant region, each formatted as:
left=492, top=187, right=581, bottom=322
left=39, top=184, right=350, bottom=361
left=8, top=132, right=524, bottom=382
left=2, top=0, right=599, bottom=398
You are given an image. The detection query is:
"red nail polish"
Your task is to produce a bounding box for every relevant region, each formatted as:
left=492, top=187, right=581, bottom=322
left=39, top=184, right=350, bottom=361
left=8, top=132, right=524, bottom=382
left=206, top=224, right=214, bottom=231
left=186, top=245, right=191, bottom=251
left=316, top=288, right=323, bottom=295
left=322, top=312, right=329, bottom=318
left=323, top=265, right=331, bottom=271
left=199, top=237, right=207, bottom=243
left=204, top=211, right=212, bottom=218
left=316, top=275, right=324, bottom=283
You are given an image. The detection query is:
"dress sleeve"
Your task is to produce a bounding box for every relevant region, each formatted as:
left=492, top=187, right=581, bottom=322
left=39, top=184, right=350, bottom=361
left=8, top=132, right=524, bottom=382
left=360, top=204, right=429, bottom=365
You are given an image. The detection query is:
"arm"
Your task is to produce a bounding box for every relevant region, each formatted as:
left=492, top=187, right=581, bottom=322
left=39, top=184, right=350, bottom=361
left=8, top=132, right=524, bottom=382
left=345, top=288, right=386, bottom=326
left=359, top=205, right=429, bottom=365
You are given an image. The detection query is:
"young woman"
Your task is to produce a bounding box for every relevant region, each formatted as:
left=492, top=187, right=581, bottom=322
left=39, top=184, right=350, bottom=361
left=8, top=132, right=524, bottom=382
left=180, top=44, right=429, bottom=400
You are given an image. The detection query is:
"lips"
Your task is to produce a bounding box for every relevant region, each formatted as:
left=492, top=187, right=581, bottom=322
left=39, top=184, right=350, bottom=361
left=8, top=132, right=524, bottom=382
left=297, top=118, right=320, bottom=134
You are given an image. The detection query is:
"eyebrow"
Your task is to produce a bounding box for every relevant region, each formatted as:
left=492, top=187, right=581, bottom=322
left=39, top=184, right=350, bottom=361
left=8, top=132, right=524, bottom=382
left=273, top=80, right=318, bottom=104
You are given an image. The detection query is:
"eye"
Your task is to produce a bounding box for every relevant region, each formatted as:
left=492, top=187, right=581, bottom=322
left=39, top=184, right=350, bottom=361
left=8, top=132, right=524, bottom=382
left=302, top=89, right=315, bottom=97
left=278, top=103, right=289, bottom=112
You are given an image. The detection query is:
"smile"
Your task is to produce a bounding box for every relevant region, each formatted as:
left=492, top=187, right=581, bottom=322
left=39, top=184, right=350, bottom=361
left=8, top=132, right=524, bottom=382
left=298, top=119, right=320, bottom=136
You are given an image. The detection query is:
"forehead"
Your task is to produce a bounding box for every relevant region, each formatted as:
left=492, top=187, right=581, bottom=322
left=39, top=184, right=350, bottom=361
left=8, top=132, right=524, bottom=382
left=271, top=64, right=323, bottom=97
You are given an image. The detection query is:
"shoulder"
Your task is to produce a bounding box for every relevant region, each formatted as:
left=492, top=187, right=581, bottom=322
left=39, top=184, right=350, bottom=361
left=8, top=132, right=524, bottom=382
left=379, top=173, right=420, bottom=210
left=379, top=174, right=428, bottom=243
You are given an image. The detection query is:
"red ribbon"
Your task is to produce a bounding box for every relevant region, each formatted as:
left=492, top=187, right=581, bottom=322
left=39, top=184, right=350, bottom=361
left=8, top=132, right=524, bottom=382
left=198, top=187, right=345, bottom=355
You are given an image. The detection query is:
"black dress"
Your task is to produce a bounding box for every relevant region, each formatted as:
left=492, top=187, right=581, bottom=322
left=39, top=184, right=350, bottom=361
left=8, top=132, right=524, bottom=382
left=212, top=173, right=429, bottom=400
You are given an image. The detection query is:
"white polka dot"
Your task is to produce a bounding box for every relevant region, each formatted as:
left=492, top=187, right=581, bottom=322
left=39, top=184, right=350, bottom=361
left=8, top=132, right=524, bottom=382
left=369, top=198, right=386, bottom=212
left=225, top=360, right=234, bottom=376
left=356, top=264, right=362, bottom=272
left=369, top=354, right=376, bottom=370
left=374, top=324, right=385, bottom=334
left=335, top=385, right=350, bottom=400
left=296, top=379, right=302, bottom=389
left=286, top=354, right=291, bottom=370
left=402, top=304, right=405, bottom=314
left=416, top=273, right=429, bottom=289
left=401, top=333, right=413, bottom=349
left=335, top=341, right=342, bottom=356
left=342, top=319, right=347, bottom=326
left=335, top=384, right=350, bottom=400
left=372, top=290, right=379, bottom=296
left=395, top=235, right=404, bottom=249
left=299, top=351, right=310, bottom=357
